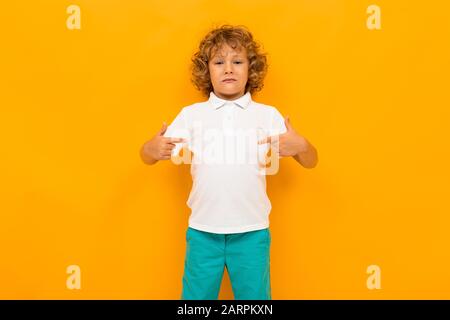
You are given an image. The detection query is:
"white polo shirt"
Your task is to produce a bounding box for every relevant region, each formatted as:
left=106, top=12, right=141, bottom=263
left=164, top=91, right=287, bottom=234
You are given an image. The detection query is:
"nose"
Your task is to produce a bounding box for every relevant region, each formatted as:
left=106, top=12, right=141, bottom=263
left=225, top=61, right=233, bottom=74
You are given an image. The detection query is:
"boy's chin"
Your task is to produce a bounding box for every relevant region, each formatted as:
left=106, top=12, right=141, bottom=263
left=215, top=89, right=244, bottom=98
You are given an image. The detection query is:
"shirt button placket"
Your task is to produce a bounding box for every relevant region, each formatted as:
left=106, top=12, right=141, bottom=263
left=223, top=103, right=234, bottom=131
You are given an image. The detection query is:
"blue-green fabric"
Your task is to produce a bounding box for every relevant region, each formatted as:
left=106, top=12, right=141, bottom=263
left=181, top=227, right=271, bottom=300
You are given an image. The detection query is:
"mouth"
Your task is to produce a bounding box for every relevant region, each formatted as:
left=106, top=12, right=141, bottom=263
left=222, top=79, right=237, bottom=83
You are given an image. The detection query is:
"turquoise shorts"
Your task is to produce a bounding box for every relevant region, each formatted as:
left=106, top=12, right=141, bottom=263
left=181, top=227, right=271, bottom=300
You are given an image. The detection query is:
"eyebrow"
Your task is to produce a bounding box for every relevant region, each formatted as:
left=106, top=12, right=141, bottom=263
left=213, top=54, right=244, bottom=59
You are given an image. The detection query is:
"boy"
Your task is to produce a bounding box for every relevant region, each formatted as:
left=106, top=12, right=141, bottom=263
left=140, top=25, right=318, bottom=300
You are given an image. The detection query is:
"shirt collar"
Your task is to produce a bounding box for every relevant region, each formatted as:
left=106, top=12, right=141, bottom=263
left=208, top=91, right=252, bottom=110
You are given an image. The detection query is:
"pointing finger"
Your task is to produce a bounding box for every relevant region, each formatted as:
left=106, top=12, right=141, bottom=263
left=258, top=136, right=272, bottom=145
left=258, top=135, right=280, bottom=145
left=169, top=137, right=186, bottom=143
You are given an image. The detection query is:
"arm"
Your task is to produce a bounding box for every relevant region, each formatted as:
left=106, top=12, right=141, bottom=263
left=259, top=116, right=318, bottom=169
left=292, top=136, right=318, bottom=169
left=140, top=122, right=185, bottom=165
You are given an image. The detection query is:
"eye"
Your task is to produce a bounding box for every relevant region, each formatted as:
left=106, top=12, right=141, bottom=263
left=234, top=61, right=243, bottom=64
left=214, top=61, right=223, bottom=64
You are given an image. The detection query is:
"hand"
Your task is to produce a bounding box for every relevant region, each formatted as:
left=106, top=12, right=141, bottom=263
left=258, top=116, right=308, bottom=157
left=144, top=122, right=186, bottom=161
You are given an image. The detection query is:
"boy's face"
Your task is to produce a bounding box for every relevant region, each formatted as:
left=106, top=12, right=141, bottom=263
left=208, top=43, right=249, bottom=100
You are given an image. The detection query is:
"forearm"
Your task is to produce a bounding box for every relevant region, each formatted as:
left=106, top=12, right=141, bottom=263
left=293, top=138, right=318, bottom=168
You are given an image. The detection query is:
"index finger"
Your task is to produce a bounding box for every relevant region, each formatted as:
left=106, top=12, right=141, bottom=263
left=258, top=135, right=278, bottom=145
left=168, top=137, right=186, bottom=143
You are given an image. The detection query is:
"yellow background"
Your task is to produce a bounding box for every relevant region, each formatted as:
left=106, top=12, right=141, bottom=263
left=1, top=0, right=449, bottom=299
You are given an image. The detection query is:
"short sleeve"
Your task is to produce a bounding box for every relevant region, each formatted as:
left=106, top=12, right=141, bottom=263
left=269, top=107, right=287, bottom=136
left=163, top=107, right=191, bottom=156
left=267, top=107, right=287, bottom=159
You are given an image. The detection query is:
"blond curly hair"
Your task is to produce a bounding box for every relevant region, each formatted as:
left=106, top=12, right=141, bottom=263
left=190, top=24, right=269, bottom=97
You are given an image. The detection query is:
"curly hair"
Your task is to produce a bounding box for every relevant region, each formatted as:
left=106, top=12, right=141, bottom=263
left=190, top=24, right=269, bottom=97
